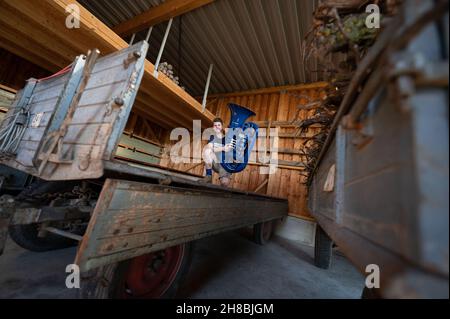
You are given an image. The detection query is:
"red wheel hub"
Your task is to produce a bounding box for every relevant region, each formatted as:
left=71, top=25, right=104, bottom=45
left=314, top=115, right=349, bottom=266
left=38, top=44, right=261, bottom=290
left=120, top=245, right=185, bottom=298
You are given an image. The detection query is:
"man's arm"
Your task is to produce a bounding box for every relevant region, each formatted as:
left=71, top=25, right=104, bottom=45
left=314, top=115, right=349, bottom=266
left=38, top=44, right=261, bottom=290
left=210, top=143, right=225, bottom=152
left=211, top=142, right=233, bottom=152
left=206, top=135, right=232, bottom=152
left=205, top=141, right=214, bottom=151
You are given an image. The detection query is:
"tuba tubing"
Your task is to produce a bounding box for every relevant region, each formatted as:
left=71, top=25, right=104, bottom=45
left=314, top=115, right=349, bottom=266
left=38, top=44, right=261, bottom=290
left=220, top=103, right=259, bottom=174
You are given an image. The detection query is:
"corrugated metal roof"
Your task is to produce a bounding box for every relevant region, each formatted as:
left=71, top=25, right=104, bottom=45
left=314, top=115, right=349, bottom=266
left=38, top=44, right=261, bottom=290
left=78, top=0, right=320, bottom=96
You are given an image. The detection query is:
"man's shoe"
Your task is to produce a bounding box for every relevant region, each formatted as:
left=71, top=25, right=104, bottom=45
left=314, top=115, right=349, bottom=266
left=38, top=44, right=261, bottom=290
left=201, top=175, right=212, bottom=183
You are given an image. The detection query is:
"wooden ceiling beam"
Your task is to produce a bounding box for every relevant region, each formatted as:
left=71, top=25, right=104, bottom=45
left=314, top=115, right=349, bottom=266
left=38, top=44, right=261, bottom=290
left=201, top=82, right=330, bottom=99
left=113, top=0, right=214, bottom=37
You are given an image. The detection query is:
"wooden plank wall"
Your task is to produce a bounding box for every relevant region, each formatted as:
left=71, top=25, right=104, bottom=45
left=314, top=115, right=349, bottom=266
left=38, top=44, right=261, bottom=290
left=124, top=112, right=167, bottom=146
left=0, top=48, right=50, bottom=90
left=117, top=114, right=167, bottom=165
left=0, top=88, right=15, bottom=111
left=160, top=83, right=329, bottom=218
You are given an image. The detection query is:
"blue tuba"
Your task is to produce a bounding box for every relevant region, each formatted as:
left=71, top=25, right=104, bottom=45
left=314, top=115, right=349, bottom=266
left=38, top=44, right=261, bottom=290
left=220, top=103, right=259, bottom=173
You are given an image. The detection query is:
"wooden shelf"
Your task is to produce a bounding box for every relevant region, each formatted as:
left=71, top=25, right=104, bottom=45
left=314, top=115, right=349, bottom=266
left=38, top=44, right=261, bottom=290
left=0, top=0, right=214, bottom=130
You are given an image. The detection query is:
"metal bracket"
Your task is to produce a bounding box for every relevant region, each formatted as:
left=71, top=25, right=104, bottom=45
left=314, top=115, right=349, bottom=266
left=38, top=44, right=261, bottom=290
left=202, top=64, right=214, bottom=112
left=145, top=26, right=153, bottom=43
left=37, top=49, right=100, bottom=174
left=153, top=18, right=173, bottom=78
left=129, top=33, right=136, bottom=45
left=42, top=227, right=83, bottom=241
left=123, top=50, right=142, bottom=69
left=390, top=52, right=449, bottom=97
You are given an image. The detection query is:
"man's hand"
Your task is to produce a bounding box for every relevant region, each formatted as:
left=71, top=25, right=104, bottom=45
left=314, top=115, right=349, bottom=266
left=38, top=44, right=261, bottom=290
left=224, top=143, right=233, bottom=152
left=212, top=143, right=233, bottom=152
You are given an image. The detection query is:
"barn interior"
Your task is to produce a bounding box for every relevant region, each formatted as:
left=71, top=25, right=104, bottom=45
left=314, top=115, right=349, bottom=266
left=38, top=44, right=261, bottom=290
left=0, top=0, right=448, bottom=300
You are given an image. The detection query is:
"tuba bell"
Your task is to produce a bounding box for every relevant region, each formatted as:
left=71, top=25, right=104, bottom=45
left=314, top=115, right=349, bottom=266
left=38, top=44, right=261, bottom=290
left=220, top=103, right=259, bottom=173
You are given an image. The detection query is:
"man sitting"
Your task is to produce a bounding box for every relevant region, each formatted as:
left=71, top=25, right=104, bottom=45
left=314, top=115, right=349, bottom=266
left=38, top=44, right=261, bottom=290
left=202, top=117, right=233, bottom=187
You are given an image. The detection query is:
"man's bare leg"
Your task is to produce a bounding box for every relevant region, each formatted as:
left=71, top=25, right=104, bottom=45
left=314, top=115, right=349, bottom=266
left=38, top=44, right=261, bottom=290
left=202, top=147, right=215, bottom=182
left=203, top=147, right=214, bottom=169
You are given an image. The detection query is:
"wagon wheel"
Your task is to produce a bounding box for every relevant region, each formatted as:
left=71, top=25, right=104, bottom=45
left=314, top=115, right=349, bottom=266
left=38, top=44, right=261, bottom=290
left=253, top=220, right=274, bottom=245
left=8, top=223, right=78, bottom=252
left=119, top=245, right=185, bottom=298
left=79, top=243, right=193, bottom=299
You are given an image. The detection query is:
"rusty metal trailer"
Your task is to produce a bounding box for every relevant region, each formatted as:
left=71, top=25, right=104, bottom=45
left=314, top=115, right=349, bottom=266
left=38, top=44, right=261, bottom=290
left=308, top=0, right=449, bottom=298
left=0, top=40, right=287, bottom=298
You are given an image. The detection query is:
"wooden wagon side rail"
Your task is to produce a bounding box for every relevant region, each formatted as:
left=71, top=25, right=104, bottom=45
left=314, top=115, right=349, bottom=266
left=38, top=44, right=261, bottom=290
left=75, top=178, right=288, bottom=271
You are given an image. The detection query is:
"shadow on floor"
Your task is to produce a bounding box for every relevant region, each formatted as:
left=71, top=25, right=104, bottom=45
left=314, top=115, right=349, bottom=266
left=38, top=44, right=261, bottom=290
left=0, top=228, right=364, bottom=298
left=177, top=229, right=364, bottom=298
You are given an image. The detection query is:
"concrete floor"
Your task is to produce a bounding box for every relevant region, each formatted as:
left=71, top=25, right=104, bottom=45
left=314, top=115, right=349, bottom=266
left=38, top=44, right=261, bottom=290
left=0, top=229, right=364, bottom=299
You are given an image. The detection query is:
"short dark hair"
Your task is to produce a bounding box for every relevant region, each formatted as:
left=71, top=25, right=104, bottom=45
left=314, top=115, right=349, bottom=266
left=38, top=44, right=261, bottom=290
left=213, top=117, right=223, bottom=124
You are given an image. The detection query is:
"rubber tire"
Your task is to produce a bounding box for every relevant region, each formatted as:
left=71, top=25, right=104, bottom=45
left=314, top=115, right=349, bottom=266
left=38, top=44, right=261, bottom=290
left=79, top=242, right=194, bottom=299
left=314, top=225, right=333, bottom=269
left=8, top=224, right=78, bottom=252
left=253, top=221, right=274, bottom=245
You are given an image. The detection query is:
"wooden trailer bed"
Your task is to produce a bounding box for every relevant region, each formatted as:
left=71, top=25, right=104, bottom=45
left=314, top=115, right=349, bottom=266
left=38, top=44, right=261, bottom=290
left=0, top=40, right=288, bottom=279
